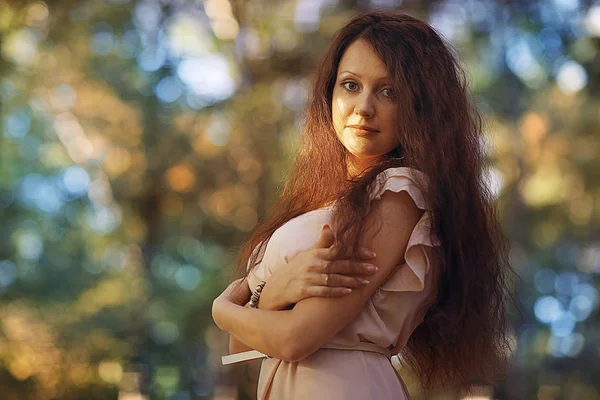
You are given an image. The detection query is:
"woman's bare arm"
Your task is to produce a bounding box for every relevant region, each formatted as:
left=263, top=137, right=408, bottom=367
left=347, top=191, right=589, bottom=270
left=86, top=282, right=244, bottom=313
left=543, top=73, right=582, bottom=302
left=229, top=335, right=254, bottom=354
left=213, top=190, right=423, bottom=362
left=229, top=302, right=254, bottom=353
left=227, top=298, right=290, bottom=361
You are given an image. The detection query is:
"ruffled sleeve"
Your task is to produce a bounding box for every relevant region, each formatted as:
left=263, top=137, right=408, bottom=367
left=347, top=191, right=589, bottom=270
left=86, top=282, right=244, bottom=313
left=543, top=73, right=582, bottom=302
left=368, top=167, right=441, bottom=293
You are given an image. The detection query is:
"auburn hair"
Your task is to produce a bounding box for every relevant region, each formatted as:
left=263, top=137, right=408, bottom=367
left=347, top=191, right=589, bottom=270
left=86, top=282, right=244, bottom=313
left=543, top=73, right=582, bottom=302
left=233, top=11, right=518, bottom=393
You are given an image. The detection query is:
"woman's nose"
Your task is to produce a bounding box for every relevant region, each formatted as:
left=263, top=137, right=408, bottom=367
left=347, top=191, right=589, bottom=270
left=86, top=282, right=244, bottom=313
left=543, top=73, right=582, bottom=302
left=354, top=93, right=375, bottom=118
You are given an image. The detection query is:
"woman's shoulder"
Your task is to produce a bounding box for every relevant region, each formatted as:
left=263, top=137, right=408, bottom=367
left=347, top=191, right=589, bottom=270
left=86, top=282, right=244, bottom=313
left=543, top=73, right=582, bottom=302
left=372, top=166, right=429, bottom=186
left=368, top=166, right=430, bottom=211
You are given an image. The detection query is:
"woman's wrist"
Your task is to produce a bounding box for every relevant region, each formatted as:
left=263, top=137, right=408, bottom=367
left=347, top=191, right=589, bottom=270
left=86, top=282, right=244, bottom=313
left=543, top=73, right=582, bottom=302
left=258, top=283, right=288, bottom=311
left=212, top=283, right=250, bottom=331
left=249, top=281, right=266, bottom=308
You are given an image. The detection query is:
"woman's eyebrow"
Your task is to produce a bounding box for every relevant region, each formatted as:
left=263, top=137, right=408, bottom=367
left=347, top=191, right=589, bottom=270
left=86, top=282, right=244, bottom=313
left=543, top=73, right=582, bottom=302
left=339, top=70, right=362, bottom=77
left=338, top=70, right=391, bottom=82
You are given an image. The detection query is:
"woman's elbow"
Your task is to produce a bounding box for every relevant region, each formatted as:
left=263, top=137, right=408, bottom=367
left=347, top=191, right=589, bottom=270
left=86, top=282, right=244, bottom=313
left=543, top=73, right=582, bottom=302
left=268, top=336, right=299, bottom=362
left=280, top=334, right=320, bottom=362
left=229, top=334, right=251, bottom=354
left=268, top=326, right=313, bottom=362
left=264, top=315, right=320, bottom=362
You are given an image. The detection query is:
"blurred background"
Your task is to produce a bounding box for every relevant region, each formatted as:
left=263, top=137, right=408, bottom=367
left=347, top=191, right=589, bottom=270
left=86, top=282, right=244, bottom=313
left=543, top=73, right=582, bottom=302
left=0, top=0, right=598, bottom=399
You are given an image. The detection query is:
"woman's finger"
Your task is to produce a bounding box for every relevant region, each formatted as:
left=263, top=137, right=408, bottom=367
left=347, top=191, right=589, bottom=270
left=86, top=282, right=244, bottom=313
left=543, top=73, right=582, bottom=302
left=306, top=285, right=353, bottom=298
left=329, top=273, right=369, bottom=288
left=313, top=247, right=337, bottom=261
left=222, top=278, right=251, bottom=305
left=327, top=260, right=360, bottom=275
left=325, top=260, right=378, bottom=276
left=314, top=273, right=368, bottom=288
left=360, top=248, right=377, bottom=259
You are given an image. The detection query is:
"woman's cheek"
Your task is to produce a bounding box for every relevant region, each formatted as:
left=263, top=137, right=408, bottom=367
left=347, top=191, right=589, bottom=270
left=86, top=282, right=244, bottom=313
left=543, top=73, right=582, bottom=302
left=334, top=95, right=350, bottom=116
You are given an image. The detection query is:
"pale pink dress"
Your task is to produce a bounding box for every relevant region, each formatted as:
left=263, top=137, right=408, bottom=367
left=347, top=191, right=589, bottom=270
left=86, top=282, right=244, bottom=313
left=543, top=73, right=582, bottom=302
left=246, top=167, right=442, bottom=400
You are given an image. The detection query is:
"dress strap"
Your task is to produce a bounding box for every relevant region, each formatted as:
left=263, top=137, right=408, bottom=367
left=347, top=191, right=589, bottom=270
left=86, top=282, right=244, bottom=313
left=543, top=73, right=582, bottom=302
left=320, top=342, right=392, bottom=359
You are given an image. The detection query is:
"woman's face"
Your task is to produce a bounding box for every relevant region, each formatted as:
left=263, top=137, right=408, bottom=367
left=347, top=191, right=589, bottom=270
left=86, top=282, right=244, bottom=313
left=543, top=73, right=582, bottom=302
left=331, top=38, right=400, bottom=176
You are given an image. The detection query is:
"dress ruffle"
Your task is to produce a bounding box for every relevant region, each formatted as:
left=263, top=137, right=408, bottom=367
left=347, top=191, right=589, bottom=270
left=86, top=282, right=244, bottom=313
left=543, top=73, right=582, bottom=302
left=368, top=167, right=441, bottom=293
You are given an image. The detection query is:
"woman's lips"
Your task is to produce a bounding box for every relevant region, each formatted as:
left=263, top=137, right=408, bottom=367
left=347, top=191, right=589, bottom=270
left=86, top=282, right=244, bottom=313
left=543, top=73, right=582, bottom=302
left=347, top=126, right=379, bottom=136
left=347, top=124, right=378, bottom=131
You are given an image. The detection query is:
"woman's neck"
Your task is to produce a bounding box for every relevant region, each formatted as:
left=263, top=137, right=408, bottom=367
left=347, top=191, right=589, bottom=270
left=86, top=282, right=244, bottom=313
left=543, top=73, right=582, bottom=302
left=346, top=156, right=379, bottom=179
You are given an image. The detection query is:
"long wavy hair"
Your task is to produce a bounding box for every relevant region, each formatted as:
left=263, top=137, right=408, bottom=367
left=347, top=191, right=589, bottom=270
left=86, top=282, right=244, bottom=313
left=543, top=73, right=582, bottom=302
left=232, top=11, right=518, bottom=393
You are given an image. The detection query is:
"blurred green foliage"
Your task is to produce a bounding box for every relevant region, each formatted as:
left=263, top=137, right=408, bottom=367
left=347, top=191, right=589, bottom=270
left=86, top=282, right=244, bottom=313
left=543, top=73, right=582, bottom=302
left=0, top=0, right=598, bottom=399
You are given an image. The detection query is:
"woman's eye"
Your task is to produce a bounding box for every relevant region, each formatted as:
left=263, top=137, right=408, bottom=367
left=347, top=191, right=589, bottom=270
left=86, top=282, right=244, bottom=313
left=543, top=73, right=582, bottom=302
left=381, top=87, right=394, bottom=98
left=342, top=81, right=359, bottom=91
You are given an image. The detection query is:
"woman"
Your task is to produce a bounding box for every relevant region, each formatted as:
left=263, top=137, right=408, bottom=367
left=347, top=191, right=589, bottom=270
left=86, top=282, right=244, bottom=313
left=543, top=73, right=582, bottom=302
left=212, top=11, right=516, bottom=399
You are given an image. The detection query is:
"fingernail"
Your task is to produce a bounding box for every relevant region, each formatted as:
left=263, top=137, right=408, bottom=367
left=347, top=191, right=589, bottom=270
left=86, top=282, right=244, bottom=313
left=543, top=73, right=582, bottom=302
left=359, top=279, right=370, bottom=285
left=343, top=288, right=352, bottom=294
left=366, top=265, right=377, bottom=272
left=361, top=249, right=376, bottom=258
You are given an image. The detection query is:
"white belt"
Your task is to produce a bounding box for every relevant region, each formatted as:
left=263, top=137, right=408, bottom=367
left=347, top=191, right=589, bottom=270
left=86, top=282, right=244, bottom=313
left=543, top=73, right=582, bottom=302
left=320, top=341, right=392, bottom=358
left=222, top=342, right=392, bottom=365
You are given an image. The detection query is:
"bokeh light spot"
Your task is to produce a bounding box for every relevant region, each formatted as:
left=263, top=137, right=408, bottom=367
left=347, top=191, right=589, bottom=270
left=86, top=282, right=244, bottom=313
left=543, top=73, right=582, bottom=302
left=151, top=321, right=179, bottom=344
left=154, top=76, right=183, bottom=103
left=175, top=265, right=202, bottom=291
left=556, top=60, right=588, bottom=94
left=534, top=295, right=562, bottom=323
left=61, top=166, right=90, bottom=197
left=166, top=164, right=196, bottom=192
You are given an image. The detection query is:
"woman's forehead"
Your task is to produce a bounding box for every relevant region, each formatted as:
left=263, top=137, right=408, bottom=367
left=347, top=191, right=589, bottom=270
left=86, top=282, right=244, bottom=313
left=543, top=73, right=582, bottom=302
left=337, top=39, right=390, bottom=81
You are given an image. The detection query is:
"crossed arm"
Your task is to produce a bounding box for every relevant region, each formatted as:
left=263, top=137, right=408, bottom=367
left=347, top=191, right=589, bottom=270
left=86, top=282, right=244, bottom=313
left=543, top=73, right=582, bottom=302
left=228, top=303, right=256, bottom=356
left=212, top=190, right=423, bottom=362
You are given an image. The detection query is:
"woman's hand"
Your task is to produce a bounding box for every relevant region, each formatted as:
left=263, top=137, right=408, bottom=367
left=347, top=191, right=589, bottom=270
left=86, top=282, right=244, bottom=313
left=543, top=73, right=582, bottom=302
left=259, top=224, right=378, bottom=311
left=217, top=277, right=251, bottom=306
left=212, top=277, right=252, bottom=332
